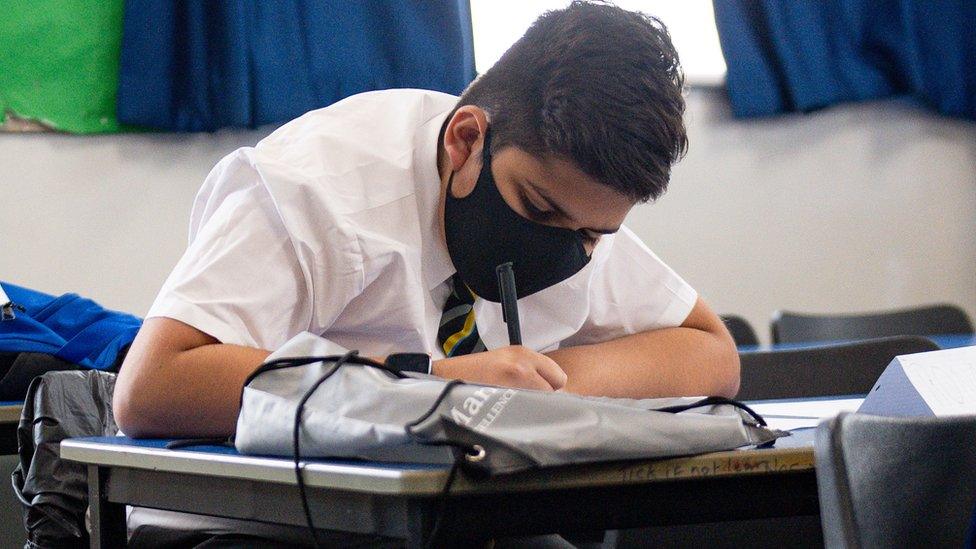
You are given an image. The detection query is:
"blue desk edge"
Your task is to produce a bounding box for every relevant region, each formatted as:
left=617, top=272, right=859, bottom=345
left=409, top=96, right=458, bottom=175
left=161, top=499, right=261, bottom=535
left=66, top=436, right=447, bottom=471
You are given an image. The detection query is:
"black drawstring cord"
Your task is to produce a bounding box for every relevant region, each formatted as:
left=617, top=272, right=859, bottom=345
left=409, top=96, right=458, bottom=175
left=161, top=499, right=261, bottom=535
left=164, top=437, right=233, bottom=450
left=405, top=379, right=465, bottom=436
left=403, top=378, right=483, bottom=548
left=243, top=353, right=395, bottom=394
left=163, top=354, right=392, bottom=454
left=279, top=350, right=458, bottom=548
left=655, top=396, right=767, bottom=427
left=291, top=350, right=359, bottom=548
left=280, top=354, right=477, bottom=548
left=425, top=458, right=463, bottom=548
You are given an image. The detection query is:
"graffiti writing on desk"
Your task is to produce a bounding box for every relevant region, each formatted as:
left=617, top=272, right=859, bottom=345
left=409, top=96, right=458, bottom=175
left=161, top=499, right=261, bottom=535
left=619, top=456, right=811, bottom=481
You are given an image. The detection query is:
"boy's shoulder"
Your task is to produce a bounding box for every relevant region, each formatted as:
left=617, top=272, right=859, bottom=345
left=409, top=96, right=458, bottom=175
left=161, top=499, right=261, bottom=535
left=255, top=89, right=456, bottom=167
left=240, top=89, right=455, bottom=216
left=194, top=89, right=454, bottom=258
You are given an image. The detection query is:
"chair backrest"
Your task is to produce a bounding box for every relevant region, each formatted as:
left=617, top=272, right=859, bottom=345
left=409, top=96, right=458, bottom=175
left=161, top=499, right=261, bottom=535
left=736, top=336, right=938, bottom=400
left=815, top=412, right=976, bottom=549
left=770, top=304, right=974, bottom=344
left=720, top=314, right=760, bottom=346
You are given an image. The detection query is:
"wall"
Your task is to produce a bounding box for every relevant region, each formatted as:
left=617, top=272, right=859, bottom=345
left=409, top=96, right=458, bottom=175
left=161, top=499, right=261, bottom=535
left=2, top=89, right=975, bottom=343
left=627, top=89, right=976, bottom=341
left=2, top=127, right=274, bottom=314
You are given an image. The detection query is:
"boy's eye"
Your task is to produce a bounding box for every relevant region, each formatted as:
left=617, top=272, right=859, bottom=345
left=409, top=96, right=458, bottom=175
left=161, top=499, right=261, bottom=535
left=521, top=192, right=555, bottom=220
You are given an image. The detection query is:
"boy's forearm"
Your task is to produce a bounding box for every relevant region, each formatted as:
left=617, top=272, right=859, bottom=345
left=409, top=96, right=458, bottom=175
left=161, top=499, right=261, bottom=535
left=548, top=324, right=740, bottom=399
left=148, top=344, right=269, bottom=438
left=114, top=319, right=270, bottom=438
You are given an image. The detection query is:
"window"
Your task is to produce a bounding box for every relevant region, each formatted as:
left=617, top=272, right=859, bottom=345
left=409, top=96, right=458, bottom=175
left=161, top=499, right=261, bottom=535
left=470, top=0, right=726, bottom=86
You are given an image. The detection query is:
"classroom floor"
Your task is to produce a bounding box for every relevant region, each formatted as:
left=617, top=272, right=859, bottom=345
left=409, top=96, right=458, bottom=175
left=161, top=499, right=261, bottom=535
left=1, top=455, right=23, bottom=549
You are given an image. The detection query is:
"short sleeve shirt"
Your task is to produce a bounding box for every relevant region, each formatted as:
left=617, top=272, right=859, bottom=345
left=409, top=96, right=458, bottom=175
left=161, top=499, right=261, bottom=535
left=147, top=89, right=697, bottom=358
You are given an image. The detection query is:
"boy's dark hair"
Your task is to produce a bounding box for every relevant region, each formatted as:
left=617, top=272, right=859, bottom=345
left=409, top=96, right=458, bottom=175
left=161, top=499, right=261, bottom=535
left=458, top=1, right=687, bottom=203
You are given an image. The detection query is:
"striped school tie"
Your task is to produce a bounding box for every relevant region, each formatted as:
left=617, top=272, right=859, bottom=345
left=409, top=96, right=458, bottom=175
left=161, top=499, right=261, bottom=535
left=438, top=273, right=486, bottom=357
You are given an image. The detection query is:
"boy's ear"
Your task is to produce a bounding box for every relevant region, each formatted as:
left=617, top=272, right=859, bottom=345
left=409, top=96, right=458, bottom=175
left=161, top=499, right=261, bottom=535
left=443, top=106, right=489, bottom=172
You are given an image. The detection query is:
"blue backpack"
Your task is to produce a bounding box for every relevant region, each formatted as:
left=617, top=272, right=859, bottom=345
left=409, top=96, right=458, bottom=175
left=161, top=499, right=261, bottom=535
left=0, top=281, right=142, bottom=399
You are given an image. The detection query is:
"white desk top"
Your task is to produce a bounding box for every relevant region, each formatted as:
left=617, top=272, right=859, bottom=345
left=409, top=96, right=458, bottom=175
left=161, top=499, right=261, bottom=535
left=748, top=397, right=863, bottom=431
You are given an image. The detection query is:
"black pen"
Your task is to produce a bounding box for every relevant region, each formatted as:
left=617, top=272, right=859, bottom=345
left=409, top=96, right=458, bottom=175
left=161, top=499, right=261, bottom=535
left=495, top=262, right=522, bottom=346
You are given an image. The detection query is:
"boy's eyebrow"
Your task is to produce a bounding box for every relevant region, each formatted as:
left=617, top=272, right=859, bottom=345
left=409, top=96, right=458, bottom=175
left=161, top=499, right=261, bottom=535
left=529, top=181, right=620, bottom=234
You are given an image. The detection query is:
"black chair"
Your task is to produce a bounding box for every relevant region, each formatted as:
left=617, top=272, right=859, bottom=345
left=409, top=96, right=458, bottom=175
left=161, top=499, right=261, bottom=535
left=770, top=303, right=974, bottom=344
left=736, top=336, right=939, bottom=401
left=815, top=412, right=976, bottom=548
left=720, top=315, right=760, bottom=346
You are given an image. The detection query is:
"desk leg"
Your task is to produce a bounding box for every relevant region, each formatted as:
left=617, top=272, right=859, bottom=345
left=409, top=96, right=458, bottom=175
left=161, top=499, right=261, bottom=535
left=404, top=500, right=433, bottom=549
left=0, top=422, right=18, bottom=455
left=406, top=498, right=438, bottom=549
left=88, top=465, right=127, bottom=549
left=405, top=499, right=491, bottom=548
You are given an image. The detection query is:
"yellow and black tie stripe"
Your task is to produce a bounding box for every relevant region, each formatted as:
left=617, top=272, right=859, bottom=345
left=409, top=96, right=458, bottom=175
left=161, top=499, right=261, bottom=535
left=437, top=273, right=486, bottom=357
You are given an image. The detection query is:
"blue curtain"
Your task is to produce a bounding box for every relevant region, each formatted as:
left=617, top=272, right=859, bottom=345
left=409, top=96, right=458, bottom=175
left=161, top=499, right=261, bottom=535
left=117, top=1, right=476, bottom=131
left=713, top=0, right=976, bottom=120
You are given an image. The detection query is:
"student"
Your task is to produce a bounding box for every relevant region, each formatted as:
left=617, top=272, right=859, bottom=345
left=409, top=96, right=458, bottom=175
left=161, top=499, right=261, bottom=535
left=114, top=1, right=739, bottom=544
left=116, top=1, right=738, bottom=437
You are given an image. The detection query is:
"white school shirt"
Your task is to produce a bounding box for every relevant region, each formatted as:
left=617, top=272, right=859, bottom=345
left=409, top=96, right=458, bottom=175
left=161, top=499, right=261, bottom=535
left=147, top=89, right=697, bottom=357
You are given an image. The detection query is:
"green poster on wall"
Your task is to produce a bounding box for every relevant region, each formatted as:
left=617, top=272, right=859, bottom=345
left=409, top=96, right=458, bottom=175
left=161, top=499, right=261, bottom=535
left=0, top=0, right=126, bottom=133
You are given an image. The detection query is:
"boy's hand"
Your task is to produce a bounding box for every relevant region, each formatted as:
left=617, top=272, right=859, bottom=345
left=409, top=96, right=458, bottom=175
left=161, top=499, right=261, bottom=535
left=432, top=345, right=567, bottom=391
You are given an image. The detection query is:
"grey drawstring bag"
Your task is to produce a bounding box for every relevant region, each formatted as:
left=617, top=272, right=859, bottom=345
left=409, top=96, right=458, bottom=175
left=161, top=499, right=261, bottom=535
left=235, top=333, right=783, bottom=476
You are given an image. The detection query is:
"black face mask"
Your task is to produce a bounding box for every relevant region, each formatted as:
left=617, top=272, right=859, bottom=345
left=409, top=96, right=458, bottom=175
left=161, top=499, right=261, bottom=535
left=444, top=129, right=590, bottom=302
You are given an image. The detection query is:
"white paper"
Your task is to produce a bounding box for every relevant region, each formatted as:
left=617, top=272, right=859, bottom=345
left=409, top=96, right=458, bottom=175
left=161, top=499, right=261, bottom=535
left=0, top=284, right=8, bottom=306
left=749, top=398, right=864, bottom=431
left=899, top=346, right=976, bottom=416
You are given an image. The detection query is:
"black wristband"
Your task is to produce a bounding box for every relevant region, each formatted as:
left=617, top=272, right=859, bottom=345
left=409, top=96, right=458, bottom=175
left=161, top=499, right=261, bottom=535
left=384, top=353, right=432, bottom=374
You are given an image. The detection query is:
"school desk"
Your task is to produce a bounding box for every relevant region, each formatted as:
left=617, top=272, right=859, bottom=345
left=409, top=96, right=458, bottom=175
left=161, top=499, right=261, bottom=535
left=62, top=397, right=854, bottom=548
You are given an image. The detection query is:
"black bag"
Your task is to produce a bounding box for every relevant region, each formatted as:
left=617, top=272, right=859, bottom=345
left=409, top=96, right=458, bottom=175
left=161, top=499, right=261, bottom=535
left=0, top=353, right=83, bottom=401
left=11, top=370, right=117, bottom=549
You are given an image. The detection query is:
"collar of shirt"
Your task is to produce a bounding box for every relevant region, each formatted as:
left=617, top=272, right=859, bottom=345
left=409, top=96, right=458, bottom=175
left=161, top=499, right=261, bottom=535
left=412, top=104, right=457, bottom=292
